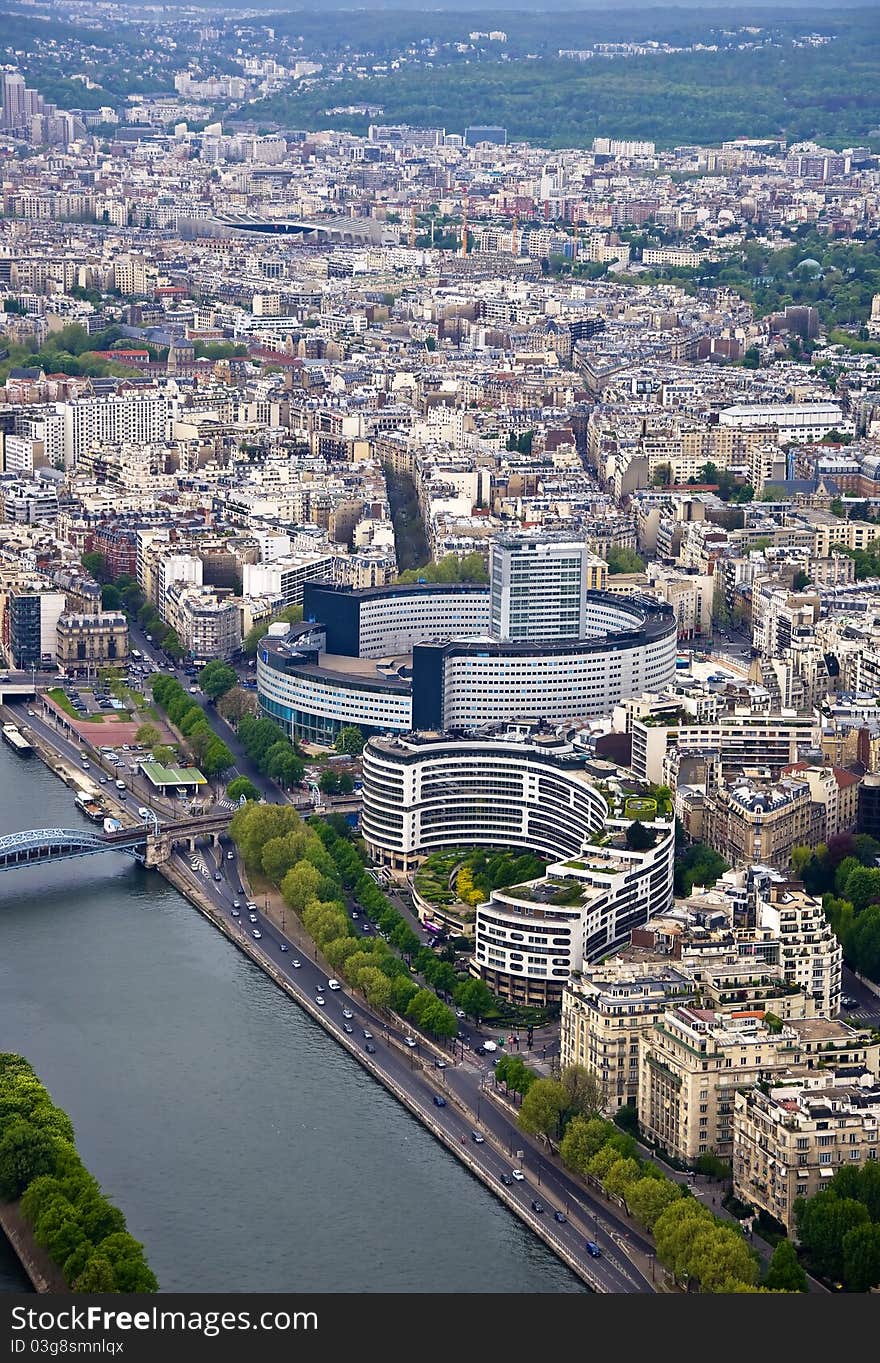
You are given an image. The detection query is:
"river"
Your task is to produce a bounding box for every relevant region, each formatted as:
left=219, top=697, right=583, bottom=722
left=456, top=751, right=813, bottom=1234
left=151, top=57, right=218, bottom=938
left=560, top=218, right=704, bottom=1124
left=0, top=739, right=583, bottom=1293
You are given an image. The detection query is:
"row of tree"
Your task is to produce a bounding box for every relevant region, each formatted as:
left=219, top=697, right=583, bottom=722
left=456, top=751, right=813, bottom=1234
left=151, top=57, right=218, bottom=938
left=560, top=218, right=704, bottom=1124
left=235, top=715, right=304, bottom=789
left=790, top=833, right=880, bottom=982
left=794, top=1163, right=880, bottom=1292
left=396, top=552, right=488, bottom=586
left=150, top=675, right=233, bottom=778
left=227, top=804, right=460, bottom=1036
left=0, top=1054, right=157, bottom=1292
left=558, top=1116, right=802, bottom=1293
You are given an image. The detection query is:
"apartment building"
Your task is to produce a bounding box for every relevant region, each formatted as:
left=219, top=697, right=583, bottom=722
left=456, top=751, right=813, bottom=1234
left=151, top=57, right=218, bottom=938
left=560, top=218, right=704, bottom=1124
left=164, top=583, right=242, bottom=662
left=639, top=1008, right=878, bottom=1164
left=560, top=960, right=696, bottom=1110
left=759, top=883, right=843, bottom=1016
left=733, top=1071, right=880, bottom=1233
left=704, top=776, right=815, bottom=870
left=243, top=553, right=337, bottom=609
left=55, top=612, right=129, bottom=676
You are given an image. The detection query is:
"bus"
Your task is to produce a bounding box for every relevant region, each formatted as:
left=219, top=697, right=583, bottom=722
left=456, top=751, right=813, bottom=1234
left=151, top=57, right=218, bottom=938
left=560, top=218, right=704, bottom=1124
left=131, top=650, right=142, bottom=661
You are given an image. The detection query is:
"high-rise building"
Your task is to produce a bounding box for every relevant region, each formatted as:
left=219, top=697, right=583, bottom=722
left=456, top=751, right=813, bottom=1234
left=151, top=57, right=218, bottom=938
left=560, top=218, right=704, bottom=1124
left=489, top=535, right=608, bottom=642
left=1, top=73, right=26, bottom=130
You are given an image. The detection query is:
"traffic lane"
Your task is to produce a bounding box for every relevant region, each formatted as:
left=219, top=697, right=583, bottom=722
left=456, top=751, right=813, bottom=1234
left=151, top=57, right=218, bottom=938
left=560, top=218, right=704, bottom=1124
left=165, top=859, right=640, bottom=1291
left=840, top=964, right=880, bottom=1020
left=444, top=1063, right=655, bottom=1269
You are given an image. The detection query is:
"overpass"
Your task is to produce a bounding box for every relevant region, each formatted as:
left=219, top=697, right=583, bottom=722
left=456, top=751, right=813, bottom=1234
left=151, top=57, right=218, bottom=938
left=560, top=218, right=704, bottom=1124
left=0, top=811, right=233, bottom=875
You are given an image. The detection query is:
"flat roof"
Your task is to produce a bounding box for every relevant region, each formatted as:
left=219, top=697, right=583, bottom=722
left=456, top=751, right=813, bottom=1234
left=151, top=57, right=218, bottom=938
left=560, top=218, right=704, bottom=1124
left=139, top=761, right=207, bottom=787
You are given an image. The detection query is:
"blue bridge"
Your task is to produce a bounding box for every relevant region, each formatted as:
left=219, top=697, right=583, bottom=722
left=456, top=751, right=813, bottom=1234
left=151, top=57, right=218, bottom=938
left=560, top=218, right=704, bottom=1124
left=0, top=812, right=232, bottom=874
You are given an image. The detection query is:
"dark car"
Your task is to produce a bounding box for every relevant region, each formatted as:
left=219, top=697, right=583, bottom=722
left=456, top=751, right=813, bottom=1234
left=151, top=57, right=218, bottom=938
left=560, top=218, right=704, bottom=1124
left=500, top=1173, right=513, bottom=1187
left=531, top=1200, right=544, bottom=1214
left=585, top=1241, right=602, bottom=1258
left=554, top=1211, right=567, bottom=1224
left=365, top=1043, right=377, bottom=1054
left=432, top=1095, right=446, bottom=1107
left=841, top=996, right=860, bottom=1009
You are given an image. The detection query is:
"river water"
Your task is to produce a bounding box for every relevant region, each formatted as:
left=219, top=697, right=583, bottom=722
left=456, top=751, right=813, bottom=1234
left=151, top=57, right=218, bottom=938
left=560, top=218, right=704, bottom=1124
left=0, top=740, right=582, bottom=1293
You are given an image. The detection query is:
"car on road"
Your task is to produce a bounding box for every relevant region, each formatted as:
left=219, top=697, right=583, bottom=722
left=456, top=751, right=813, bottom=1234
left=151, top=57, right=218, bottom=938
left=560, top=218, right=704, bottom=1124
left=842, top=995, right=860, bottom=1009
left=233, top=900, right=241, bottom=909
left=363, top=1029, right=373, bottom=1040
left=351, top=911, right=359, bottom=920
left=188, top=686, right=199, bottom=694
left=434, top=1059, right=447, bottom=1069
left=471, top=1131, right=484, bottom=1144
left=213, top=872, right=222, bottom=882
left=500, top=1173, right=513, bottom=1187
left=365, top=1043, right=376, bottom=1054
left=327, top=979, right=341, bottom=990
left=342, top=1008, right=353, bottom=1019
left=231, top=910, right=240, bottom=918
left=246, top=903, right=257, bottom=912
left=280, top=944, right=289, bottom=953
left=292, top=959, right=302, bottom=969
left=403, top=1036, right=417, bottom=1048
left=251, top=930, right=262, bottom=940
left=554, top=1211, right=567, bottom=1224
left=316, top=996, right=326, bottom=1006
left=531, top=1200, right=544, bottom=1214
left=455, top=1009, right=466, bottom=1018
left=99, top=776, right=107, bottom=784
left=227, top=851, right=235, bottom=860
left=249, top=914, right=258, bottom=924
left=585, top=1241, right=602, bottom=1258
left=343, top=1024, right=353, bottom=1034
left=511, top=1170, right=524, bottom=1182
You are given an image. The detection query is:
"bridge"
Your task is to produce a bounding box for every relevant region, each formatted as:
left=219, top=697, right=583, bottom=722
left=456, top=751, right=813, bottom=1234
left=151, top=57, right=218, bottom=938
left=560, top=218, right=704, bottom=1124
left=0, top=812, right=233, bottom=875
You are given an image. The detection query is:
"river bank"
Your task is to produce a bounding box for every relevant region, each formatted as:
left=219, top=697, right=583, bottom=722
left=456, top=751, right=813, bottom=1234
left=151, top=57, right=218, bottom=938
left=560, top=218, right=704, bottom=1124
left=0, top=1204, right=66, bottom=1294
left=2, top=708, right=612, bottom=1293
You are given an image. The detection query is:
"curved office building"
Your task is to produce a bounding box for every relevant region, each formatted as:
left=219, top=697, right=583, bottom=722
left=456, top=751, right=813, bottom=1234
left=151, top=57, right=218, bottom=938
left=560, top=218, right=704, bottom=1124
left=361, top=726, right=675, bottom=1006
left=259, top=583, right=676, bottom=741
left=361, top=729, right=610, bottom=870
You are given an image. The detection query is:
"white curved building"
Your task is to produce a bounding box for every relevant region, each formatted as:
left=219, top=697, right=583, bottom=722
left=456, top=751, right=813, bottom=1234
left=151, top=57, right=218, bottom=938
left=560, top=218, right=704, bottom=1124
left=362, top=727, right=675, bottom=1006
left=362, top=729, right=609, bottom=869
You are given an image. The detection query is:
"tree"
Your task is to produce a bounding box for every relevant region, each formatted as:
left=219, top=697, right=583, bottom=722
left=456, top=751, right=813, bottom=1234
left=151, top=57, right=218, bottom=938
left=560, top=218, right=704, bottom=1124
left=559, top=1116, right=615, bottom=1175
left=795, top=1192, right=870, bottom=1282
left=135, top=724, right=161, bottom=748
left=81, top=551, right=108, bottom=582
left=280, top=860, right=324, bottom=912
left=217, top=687, right=257, bottom=724
left=73, top=1255, right=117, bottom=1293
left=518, top=1078, right=568, bottom=1140
left=603, top=1156, right=642, bottom=1201
left=318, top=770, right=341, bottom=796
left=152, top=745, right=176, bottom=766
left=454, top=977, right=494, bottom=1023
left=198, top=661, right=238, bottom=701
left=605, top=547, right=645, bottom=575
left=559, top=1065, right=604, bottom=1119
left=792, top=569, right=811, bottom=592
left=264, top=742, right=304, bottom=788
left=0, top=1119, right=64, bottom=1200
left=625, top=820, right=656, bottom=851
left=842, top=1223, right=880, bottom=1293
left=654, top=1198, right=716, bottom=1281
left=627, top=1175, right=682, bottom=1231
left=162, top=630, right=183, bottom=662
left=334, top=726, right=365, bottom=756
left=201, top=738, right=233, bottom=778
left=763, top=1238, right=808, bottom=1292
left=227, top=776, right=259, bottom=803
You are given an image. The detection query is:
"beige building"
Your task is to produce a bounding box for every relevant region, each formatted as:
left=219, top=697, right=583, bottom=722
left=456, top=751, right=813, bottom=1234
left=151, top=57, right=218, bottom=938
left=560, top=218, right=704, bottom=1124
left=561, top=959, right=695, bottom=1111
left=734, top=1071, right=880, bottom=1233
left=639, top=1008, right=879, bottom=1165
left=758, top=883, right=843, bottom=1016
left=704, top=776, right=815, bottom=870
left=55, top=612, right=129, bottom=676
left=781, top=763, right=860, bottom=839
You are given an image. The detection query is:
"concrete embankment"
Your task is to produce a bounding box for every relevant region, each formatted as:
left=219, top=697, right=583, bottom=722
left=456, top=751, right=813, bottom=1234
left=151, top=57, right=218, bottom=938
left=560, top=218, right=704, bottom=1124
left=0, top=1203, right=67, bottom=1294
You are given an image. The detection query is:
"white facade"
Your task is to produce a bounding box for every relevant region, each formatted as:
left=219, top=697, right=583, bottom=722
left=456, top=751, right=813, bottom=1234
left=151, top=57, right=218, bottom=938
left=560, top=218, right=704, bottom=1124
left=61, top=393, right=169, bottom=467
left=489, top=535, right=607, bottom=642
left=243, top=553, right=336, bottom=608
left=719, top=402, right=845, bottom=443
left=357, top=587, right=490, bottom=657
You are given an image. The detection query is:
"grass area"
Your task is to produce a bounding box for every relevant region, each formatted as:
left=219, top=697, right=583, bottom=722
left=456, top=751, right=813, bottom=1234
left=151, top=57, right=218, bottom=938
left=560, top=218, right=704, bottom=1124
left=624, top=797, right=658, bottom=818
left=47, top=689, right=104, bottom=722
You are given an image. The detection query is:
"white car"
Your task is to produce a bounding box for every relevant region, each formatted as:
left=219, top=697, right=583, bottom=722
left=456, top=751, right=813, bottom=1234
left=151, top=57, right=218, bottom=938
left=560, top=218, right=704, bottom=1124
left=403, top=1036, right=417, bottom=1048
left=316, top=995, right=326, bottom=1007
left=342, top=1008, right=353, bottom=1019
left=327, top=979, right=341, bottom=991
left=292, top=959, right=302, bottom=969
left=251, top=929, right=262, bottom=939
left=512, top=1169, right=525, bottom=1182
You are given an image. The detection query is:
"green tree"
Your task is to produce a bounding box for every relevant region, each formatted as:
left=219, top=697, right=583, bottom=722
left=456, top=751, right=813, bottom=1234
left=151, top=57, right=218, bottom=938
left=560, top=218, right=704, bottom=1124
left=559, top=1116, right=615, bottom=1175
left=518, top=1078, right=568, bottom=1140
left=0, top=1119, right=64, bottom=1200
left=627, top=1175, right=682, bottom=1231
left=842, top=1223, right=880, bottom=1293
left=334, top=726, right=365, bottom=756
left=227, top=776, right=259, bottom=803
left=73, top=1255, right=117, bottom=1293
left=795, top=1192, right=870, bottom=1283
left=454, top=977, right=494, bottom=1022
left=197, top=661, right=238, bottom=701
left=605, top=547, right=645, bottom=575
left=135, top=724, right=161, bottom=748
left=603, top=1156, right=642, bottom=1201
left=763, top=1238, right=808, bottom=1292
left=559, top=1064, right=604, bottom=1119
left=201, top=738, right=233, bottom=778
left=625, top=820, right=656, bottom=851
left=280, top=860, right=324, bottom=912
